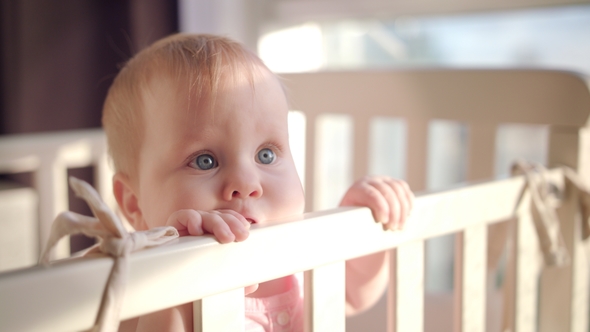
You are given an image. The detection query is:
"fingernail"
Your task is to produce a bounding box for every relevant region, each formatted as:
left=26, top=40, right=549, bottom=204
left=221, top=230, right=234, bottom=242
left=240, top=226, right=250, bottom=235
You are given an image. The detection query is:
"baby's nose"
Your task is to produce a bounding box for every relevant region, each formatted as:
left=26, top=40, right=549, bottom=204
left=222, top=170, right=263, bottom=200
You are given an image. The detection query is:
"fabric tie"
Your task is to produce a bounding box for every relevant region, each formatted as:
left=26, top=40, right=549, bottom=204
left=512, top=161, right=569, bottom=266
left=39, top=177, right=179, bottom=332
left=512, top=161, right=590, bottom=267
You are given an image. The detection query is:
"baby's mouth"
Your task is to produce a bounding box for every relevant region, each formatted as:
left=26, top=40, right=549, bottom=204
left=246, top=218, right=256, bottom=224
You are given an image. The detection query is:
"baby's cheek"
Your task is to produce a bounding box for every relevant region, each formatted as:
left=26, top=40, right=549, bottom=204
left=284, top=183, right=305, bottom=215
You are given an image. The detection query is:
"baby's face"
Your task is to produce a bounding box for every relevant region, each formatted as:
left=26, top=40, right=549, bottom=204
left=133, top=69, right=305, bottom=230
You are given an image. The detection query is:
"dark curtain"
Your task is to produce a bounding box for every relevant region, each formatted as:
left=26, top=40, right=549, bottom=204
left=0, top=0, right=179, bottom=252
left=0, top=0, right=178, bottom=134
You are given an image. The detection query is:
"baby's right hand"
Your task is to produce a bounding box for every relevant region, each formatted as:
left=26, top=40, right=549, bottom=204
left=166, top=209, right=250, bottom=243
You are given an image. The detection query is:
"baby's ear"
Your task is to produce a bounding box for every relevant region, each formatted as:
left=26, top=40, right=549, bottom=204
left=113, top=172, right=148, bottom=230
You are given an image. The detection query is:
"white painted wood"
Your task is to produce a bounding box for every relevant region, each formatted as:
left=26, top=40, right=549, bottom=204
left=537, top=183, right=576, bottom=332
left=503, top=191, right=542, bottom=332
left=538, top=126, right=589, bottom=332
left=0, top=129, right=105, bottom=174
left=193, top=288, right=245, bottom=332
left=396, top=240, right=424, bottom=332
left=571, top=127, right=590, bottom=332
left=387, top=248, right=397, bottom=332
left=0, top=183, right=38, bottom=272
left=304, top=262, right=346, bottom=332
left=352, top=115, right=370, bottom=181
left=0, top=171, right=561, bottom=332
left=35, top=152, right=69, bottom=259
left=314, top=114, right=354, bottom=210
left=305, top=112, right=317, bottom=212
left=454, top=225, right=487, bottom=332
left=0, top=129, right=111, bottom=259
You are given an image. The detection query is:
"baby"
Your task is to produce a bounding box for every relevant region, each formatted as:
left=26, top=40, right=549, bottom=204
left=102, top=33, right=413, bottom=332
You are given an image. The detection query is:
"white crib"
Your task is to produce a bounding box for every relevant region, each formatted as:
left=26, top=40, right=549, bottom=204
left=0, top=69, right=589, bottom=332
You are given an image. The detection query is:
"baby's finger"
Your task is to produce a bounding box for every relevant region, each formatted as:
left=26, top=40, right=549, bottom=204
left=218, top=212, right=250, bottom=242
left=366, top=178, right=401, bottom=229
left=217, top=209, right=251, bottom=230
left=392, top=179, right=414, bottom=215
left=201, top=213, right=236, bottom=243
left=347, top=181, right=390, bottom=224
left=383, top=179, right=408, bottom=230
left=166, top=209, right=204, bottom=237
left=385, top=179, right=414, bottom=230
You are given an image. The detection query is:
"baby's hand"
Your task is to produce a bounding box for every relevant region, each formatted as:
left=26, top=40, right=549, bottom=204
left=340, top=176, right=414, bottom=231
left=166, top=209, right=250, bottom=243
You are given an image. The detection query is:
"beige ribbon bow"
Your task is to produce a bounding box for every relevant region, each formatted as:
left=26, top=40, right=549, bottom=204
left=512, top=161, right=569, bottom=266
left=39, top=177, right=179, bottom=332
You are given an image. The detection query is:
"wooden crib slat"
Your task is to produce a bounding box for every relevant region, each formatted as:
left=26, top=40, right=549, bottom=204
left=193, top=288, right=245, bottom=332
left=387, top=248, right=398, bottom=332
left=352, top=115, right=370, bottom=181
left=453, top=225, right=487, bottom=332
left=305, top=113, right=317, bottom=212
left=304, top=261, right=346, bottom=332
left=537, top=187, right=577, bottom=332
left=394, top=240, right=425, bottom=332
left=466, top=122, right=496, bottom=182
left=571, top=127, right=590, bottom=332
left=517, top=197, right=542, bottom=332
left=503, top=193, right=542, bottom=332
left=94, top=145, right=116, bottom=213
left=35, top=152, right=69, bottom=259
left=538, top=126, right=590, bottom=332
left=406, top=117, right=428, bottom=191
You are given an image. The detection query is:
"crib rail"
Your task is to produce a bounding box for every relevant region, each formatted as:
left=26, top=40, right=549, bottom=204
left=1, top=69, right=589, bottom=332
left=0, top=129, right=113, bottom=260
left=0, top=168, right=575, bottom=332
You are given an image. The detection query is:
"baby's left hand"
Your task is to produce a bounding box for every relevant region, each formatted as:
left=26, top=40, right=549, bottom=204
left=340, top=176, right=414, bottom=231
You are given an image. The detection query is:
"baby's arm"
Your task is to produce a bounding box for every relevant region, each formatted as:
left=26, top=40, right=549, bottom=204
left=340, top=176, right=414, bottom=315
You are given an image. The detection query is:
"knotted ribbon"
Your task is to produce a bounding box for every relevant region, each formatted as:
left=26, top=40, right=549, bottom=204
left=39, top=177, right=179, bottom=332
left=512, top=161, right=569, bottom=266
left=512, top=161, right=590, bottom=267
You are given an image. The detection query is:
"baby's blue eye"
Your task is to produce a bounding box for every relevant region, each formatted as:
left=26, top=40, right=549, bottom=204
left=257, top=148, right=275, bottom=164
left=194, top=154, right=217, bottom=170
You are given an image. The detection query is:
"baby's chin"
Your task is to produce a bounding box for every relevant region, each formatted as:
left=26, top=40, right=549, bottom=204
left=244, top=284, right=259, bottom=296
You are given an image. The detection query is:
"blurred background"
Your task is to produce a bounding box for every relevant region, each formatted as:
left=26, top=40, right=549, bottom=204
left=2, top=0, right=589, bottom=137
left=1, top=1, right=589, bottom=331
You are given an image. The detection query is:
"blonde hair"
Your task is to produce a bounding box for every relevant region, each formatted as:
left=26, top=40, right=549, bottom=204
left=102, top=33, right=268, bottom=180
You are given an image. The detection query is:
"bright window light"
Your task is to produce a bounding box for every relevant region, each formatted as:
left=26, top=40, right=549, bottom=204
left=258, top=23, right=324, bottom=73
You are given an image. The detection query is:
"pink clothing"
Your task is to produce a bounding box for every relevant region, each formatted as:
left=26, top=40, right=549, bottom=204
left=245, top=275, right=304, bottom=332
